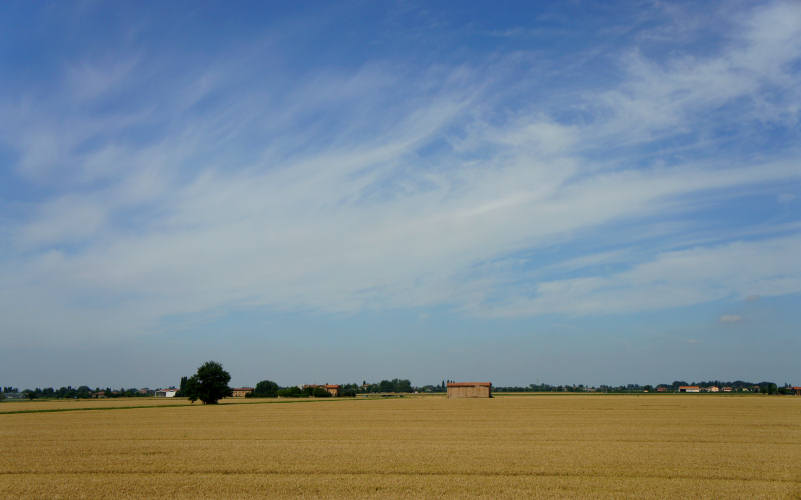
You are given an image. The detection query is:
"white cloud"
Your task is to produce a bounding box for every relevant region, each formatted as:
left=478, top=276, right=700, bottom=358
left=1, top=2, right=801, bottom=344
left=481, top=235, right=801, bottom=317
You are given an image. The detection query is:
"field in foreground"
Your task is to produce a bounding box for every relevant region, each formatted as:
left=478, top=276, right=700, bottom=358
left=2, top=395, right=800, bottom=498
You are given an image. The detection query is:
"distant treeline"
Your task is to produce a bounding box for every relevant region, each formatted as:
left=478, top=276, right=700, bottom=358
left=493, top=380, right=794, bottom=394
left=243, top=378, right=418, bottom=398
left=3, top=379, right=797, bottom=401
left=0, top=386, right=153, bottom=400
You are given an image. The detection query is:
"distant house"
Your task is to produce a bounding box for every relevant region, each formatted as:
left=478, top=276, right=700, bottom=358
left=705, top=386, right=720, bottom=393
left=792, top=387, right=801, bottom=396
left=722, top=386, right=733, bottom=392
left=230, top=387, right=254, bottom=397
left=678, top=386, right=700, bottom=393
left=447, top=382, right=492, bottom=399
left=155, top=388, right=177, bottom=398
left=656, top=387, right=668, bottom=393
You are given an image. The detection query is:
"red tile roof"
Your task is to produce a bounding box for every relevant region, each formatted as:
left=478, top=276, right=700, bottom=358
left=447, top=382, right=492, bottom=387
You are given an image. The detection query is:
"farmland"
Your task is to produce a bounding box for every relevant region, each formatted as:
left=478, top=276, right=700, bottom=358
left=3, top=395, right=801, bottom=498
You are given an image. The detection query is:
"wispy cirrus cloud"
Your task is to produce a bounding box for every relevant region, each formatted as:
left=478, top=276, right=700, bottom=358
left=1, top=1, right=800, bottom=346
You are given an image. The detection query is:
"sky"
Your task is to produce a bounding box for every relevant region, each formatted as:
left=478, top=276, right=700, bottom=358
left=1, top=1, right=800, bottom=390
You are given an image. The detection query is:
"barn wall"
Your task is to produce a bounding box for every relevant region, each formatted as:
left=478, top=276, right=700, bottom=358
left=447, top=385, right=491, bottom=398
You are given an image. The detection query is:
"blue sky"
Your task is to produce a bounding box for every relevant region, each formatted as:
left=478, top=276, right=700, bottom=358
left=1, top=1, right=800, bottom=389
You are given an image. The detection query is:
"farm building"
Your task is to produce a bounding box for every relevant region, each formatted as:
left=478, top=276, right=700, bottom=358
left=793, top=387, right=801, bottom=396
left=230, top=387, right=254, bottom=397
left=678, top=386, right=700, bottom=393
left=447, top=382, right=492, bottom=398
left=155, top=388, right=177, bottom=398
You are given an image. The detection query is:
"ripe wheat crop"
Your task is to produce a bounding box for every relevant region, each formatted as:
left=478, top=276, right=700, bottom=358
left=2, top=395, right=800, bottom=498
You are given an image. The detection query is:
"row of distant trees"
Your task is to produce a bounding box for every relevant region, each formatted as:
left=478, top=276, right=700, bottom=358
left=0, top=385, right=153, bottom=400
left=4, top=375, right=796, bottom=402
left=173, top=363, right=419, bottom=403
left=491, top=380, right=794, bottom=394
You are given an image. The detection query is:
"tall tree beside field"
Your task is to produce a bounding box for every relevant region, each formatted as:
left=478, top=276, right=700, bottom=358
left=186, top=361, right=232, bottom=404
left=177, top=376, right=188, bottom=397
left=184, top=375, right=200, bottom=403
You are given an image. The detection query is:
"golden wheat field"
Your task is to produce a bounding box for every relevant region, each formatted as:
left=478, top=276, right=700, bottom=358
left=2, top=395, right=801, bottom=498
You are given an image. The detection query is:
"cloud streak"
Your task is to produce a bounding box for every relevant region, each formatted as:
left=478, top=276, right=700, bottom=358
left=1, top=1, right=800, bottom=345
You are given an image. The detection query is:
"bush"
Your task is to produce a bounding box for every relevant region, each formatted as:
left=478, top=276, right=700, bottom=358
left=277, top=386, right=304, bottom=398
left=312, top=387, right=331, bottom=397
left=253, top=380, right=279, bottom=398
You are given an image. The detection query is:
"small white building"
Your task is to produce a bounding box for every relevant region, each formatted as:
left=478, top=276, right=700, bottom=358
left=155, top=388, right=177, bottom=398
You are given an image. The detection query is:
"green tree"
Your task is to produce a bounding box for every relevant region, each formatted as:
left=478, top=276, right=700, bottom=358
left=184, top=375, right=200, bottom=403
left=312, top=387, right=331, bottom=397
left=177, top=376, right=188, bottom=397
left=252, top=380, right=279, bottom=398
left=187, top=361, right=232, bottom=404
left=278, top=386, right=305, bottom=397
left=394, top=379, right=412, bottom=393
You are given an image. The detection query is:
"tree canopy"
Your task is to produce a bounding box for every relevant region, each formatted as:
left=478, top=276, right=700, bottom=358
left=183, top=361, right=232, bottom=404
left=252, top=380, right=279, bottom=398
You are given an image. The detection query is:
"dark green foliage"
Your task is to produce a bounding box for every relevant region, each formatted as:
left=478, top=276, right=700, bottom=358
left=184, top=375, right=200, bottom=403
left=252, top=380, right=279, bottom=398
left=312, top=387, right=331, bottom=397
left=366, top=379, right=413, bottom=393
left=177, top=376, right=188, bottom=397
left=183, top=361, right=232, bottom=404
left=759, top=382, right=778, bottom=395
left=277, top=386, right=304, bottom=397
